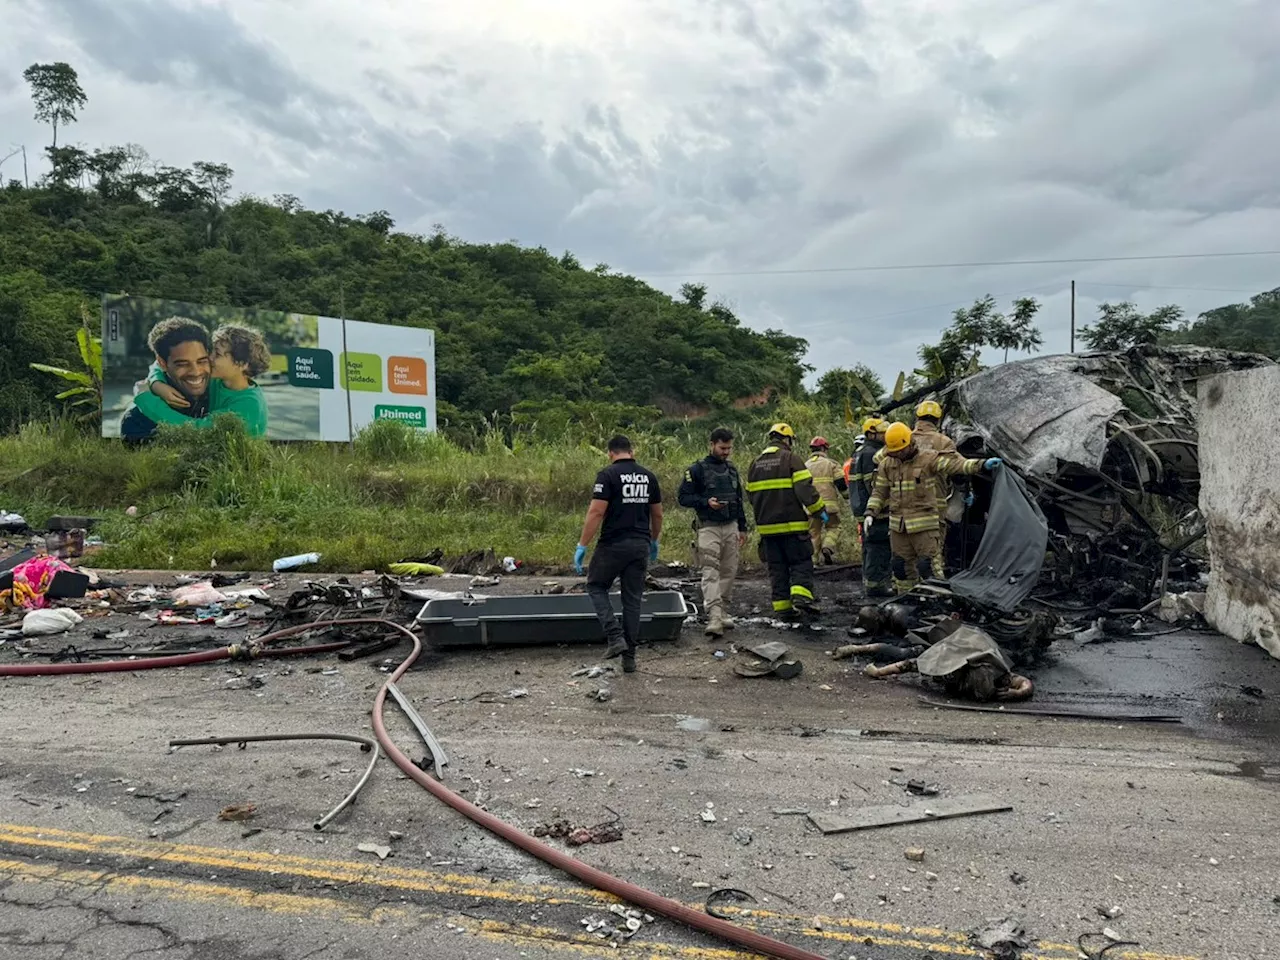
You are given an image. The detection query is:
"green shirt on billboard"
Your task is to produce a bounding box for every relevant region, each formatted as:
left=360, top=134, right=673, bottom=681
left=135, top=365, right=269, bottom=437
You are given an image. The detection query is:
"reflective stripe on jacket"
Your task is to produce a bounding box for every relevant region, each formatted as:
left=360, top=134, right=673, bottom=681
left=805, top=453, right=843, bottom=509
left=746, top=445, right=824, bottom=536
left=865, top=449, right=983, bottom=534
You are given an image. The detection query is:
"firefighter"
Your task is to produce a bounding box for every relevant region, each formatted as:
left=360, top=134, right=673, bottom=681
left=746, top=423, right=826, bottom=618
left=805, top=436, right=846, bottom=564
left=913, top=399, right=959, bottom=577
left=677, top=427, right=748, bottom=638
left=865, top=422, right=1000, bottom=594
left=850, top=417, right=893, bottom=597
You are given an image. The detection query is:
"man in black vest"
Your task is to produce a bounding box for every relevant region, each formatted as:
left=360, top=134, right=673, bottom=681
left=573, top=435, right=664, bottom=673
left=678, top=427, right=747, bottom=638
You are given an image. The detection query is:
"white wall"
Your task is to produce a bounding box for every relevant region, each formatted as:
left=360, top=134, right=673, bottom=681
left=1199, top=365, right=1280, bottom=659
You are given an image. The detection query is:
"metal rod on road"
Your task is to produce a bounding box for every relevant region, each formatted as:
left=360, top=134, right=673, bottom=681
left=168, top=732, right=380, bottom=831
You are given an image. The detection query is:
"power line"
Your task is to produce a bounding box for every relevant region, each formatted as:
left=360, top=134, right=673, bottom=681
left=1077, top=281, right=1269, bottom=295
left=637, top=249, right=1280, bottom=279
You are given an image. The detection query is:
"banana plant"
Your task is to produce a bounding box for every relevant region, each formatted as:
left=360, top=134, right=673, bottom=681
left=30, top=305, right=103, bottom=423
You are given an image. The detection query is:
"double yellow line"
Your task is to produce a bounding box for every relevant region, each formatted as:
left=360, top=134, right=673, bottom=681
left=0, top=822, right=1195, bottom=960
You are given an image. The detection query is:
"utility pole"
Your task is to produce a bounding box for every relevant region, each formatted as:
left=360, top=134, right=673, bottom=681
left=1070, top=280, right=1076, bottom=353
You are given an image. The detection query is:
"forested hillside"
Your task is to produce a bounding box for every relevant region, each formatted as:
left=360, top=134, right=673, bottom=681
left=0, top=150, right=809, bottom=434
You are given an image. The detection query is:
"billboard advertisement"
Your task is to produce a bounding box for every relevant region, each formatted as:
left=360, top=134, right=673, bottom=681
left=100, top=295, right=435, bottom=442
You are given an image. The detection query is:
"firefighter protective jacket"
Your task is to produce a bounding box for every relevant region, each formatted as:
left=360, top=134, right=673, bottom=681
left=865, top=448, right=983, bottom=534
left=746, top=445, right=824, bottom=536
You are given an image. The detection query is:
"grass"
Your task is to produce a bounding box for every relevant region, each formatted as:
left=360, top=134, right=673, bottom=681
left=0, top=414, right=863, bottom=572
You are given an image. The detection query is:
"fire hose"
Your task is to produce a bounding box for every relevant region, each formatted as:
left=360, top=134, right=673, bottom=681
left=367, top=620, right=828, bottom=960
left=3, top=615, right=826, bottom=959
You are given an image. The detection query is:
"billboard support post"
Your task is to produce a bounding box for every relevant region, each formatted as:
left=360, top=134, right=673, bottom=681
left=340, top=283, right=355, bottom=451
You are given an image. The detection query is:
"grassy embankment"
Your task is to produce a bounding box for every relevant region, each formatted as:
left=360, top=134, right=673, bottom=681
left=0, top=415, right=861, bottom=572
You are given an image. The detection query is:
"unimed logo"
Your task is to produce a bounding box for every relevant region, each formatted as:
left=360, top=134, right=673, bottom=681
left=374, top=405, right=427, bottom=428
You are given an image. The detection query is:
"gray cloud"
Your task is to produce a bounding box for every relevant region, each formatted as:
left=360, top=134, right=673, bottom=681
left=3, top=0, right=1278, bottom=389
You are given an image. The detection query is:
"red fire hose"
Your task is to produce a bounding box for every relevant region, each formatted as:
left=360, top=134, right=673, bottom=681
left=3, top=614, right=827, bottom=958
left=369, top=620, right=828, bottom=960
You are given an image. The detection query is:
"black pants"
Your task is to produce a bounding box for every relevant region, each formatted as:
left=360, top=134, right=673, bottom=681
left=586, top=537, right=648, bottom=650
left=759, top=533, right=816, bottom=614
left=862, top=517, right=892, bottom=589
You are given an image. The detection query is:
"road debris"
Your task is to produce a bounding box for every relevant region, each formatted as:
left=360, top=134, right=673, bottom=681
left=971, top=916, right=1031, bottom=960
left=587, top=686, right=613, bottom=703
left=733, top=827, right=753, bottom=846
left=218, top=803, right=256, bottom=822
left=705, top=888, right=758, bottom=920
left=357, top=842, right=392, bottom=860
left=809, top=795, right=1013, bottom=835
left=905, top=848, right=926, bottom=862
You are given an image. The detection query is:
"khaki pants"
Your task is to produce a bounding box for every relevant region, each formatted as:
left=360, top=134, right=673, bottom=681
left=809, top=507, right=841, bottom=557
left=697, top=523, right=741, bottom=617
left=889, top=528, right=941, bottom=593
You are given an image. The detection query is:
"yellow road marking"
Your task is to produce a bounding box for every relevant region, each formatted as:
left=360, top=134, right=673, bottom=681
left=0, top=821, right=1196, bottom=960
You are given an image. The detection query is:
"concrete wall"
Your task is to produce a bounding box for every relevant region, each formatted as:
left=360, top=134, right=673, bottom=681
left=1199, top=365, right=1280, bottom=660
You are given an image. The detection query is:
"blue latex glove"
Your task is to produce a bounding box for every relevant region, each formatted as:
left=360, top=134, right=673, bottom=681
left=649, top=540, right=659, bottom=563
left=964, top=491, right=975, bottom=507
left=573, top=544, right=587, bottom=574
left=820, top=509, right=829, bottom=524
left=984, top=458, right=1003, bottom=471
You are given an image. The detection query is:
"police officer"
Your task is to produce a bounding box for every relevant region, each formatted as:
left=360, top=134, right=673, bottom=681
left=573, top=435, right=663, bottom=673
left=746, top=423, right=825, bottom=619
left=678, top=427, right=748, bottom=638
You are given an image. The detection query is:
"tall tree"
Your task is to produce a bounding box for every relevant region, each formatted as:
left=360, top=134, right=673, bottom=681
left=988, top=296, right=1044, bottom=362
left=23, top=62, right=88, bottom=150
left=813, top=365, right=886, bottom=420
left=1079, top=302, right=1183, bottom=351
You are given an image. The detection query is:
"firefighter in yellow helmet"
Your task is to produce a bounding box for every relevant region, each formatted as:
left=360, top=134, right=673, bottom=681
left=746, top=423, right=825, bottom=618
left=912, top=399, right=959, bottom=578
left=805, top=436, right=846, bottom=564
left=865, top=422, right=1001, bottom=594
left=850, top=418, right=892, bottom=596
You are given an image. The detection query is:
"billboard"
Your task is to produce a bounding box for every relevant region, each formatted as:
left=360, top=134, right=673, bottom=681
left=101, top=295, right=435, bottom=441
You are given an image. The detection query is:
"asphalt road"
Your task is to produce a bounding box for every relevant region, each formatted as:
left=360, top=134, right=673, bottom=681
left=1, top=570, right=1278, bottom=960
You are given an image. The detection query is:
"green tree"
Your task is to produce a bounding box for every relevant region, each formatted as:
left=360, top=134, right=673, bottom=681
left=1172, top=288, right=1280, bottom=358
left=1079, top=301, right=1183, bottom=351
left=23, top=62, right=88, bottom=150
left=989, top=296, right=1044, bottom=362
left=812, top=365, right=886, bottom=421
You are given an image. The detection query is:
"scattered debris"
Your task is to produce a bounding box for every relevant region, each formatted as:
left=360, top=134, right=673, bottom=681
left=21, top=607, right=83, bottom=636
left=971, top=917, right=1031, bottom=960
left=357, top=842, right=392, bottom=860
left=809, top=795, right=1013, bottom=835
left=731, top=639, right=805, bottom=679
left=587, top=687, right=613, bottom=703
left=733, top=827, right=753, bottom=846
left=905, top=848, right=926, bottom=863
left=569, top=768, right=597, bottom=779
left=504, top=687, right=529, bottom=699
left=1010, top=871, right=1029, bottom=885
left=705, top=888, right=758, bottom=920
left=572, top=665, right=615, bottom=679
left=1079, top=930, right=1141, bottom=960
left=700, top=808, right=717, bottom=823
left=534, top=813, right=623, bottom=846
left=273, top=552, right=322, bottom=572
left=771, top=807, right=810, bottom=816
left=903, top=779, right=941, bottom=797
left=218, top=803, right=256, bottom=822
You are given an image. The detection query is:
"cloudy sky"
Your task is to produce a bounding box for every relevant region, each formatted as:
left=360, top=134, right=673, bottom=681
left=3, top=0, right=1279, bottom=386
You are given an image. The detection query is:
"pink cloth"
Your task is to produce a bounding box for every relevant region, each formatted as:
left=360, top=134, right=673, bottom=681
left=1, top=556, right=76, bottom=610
